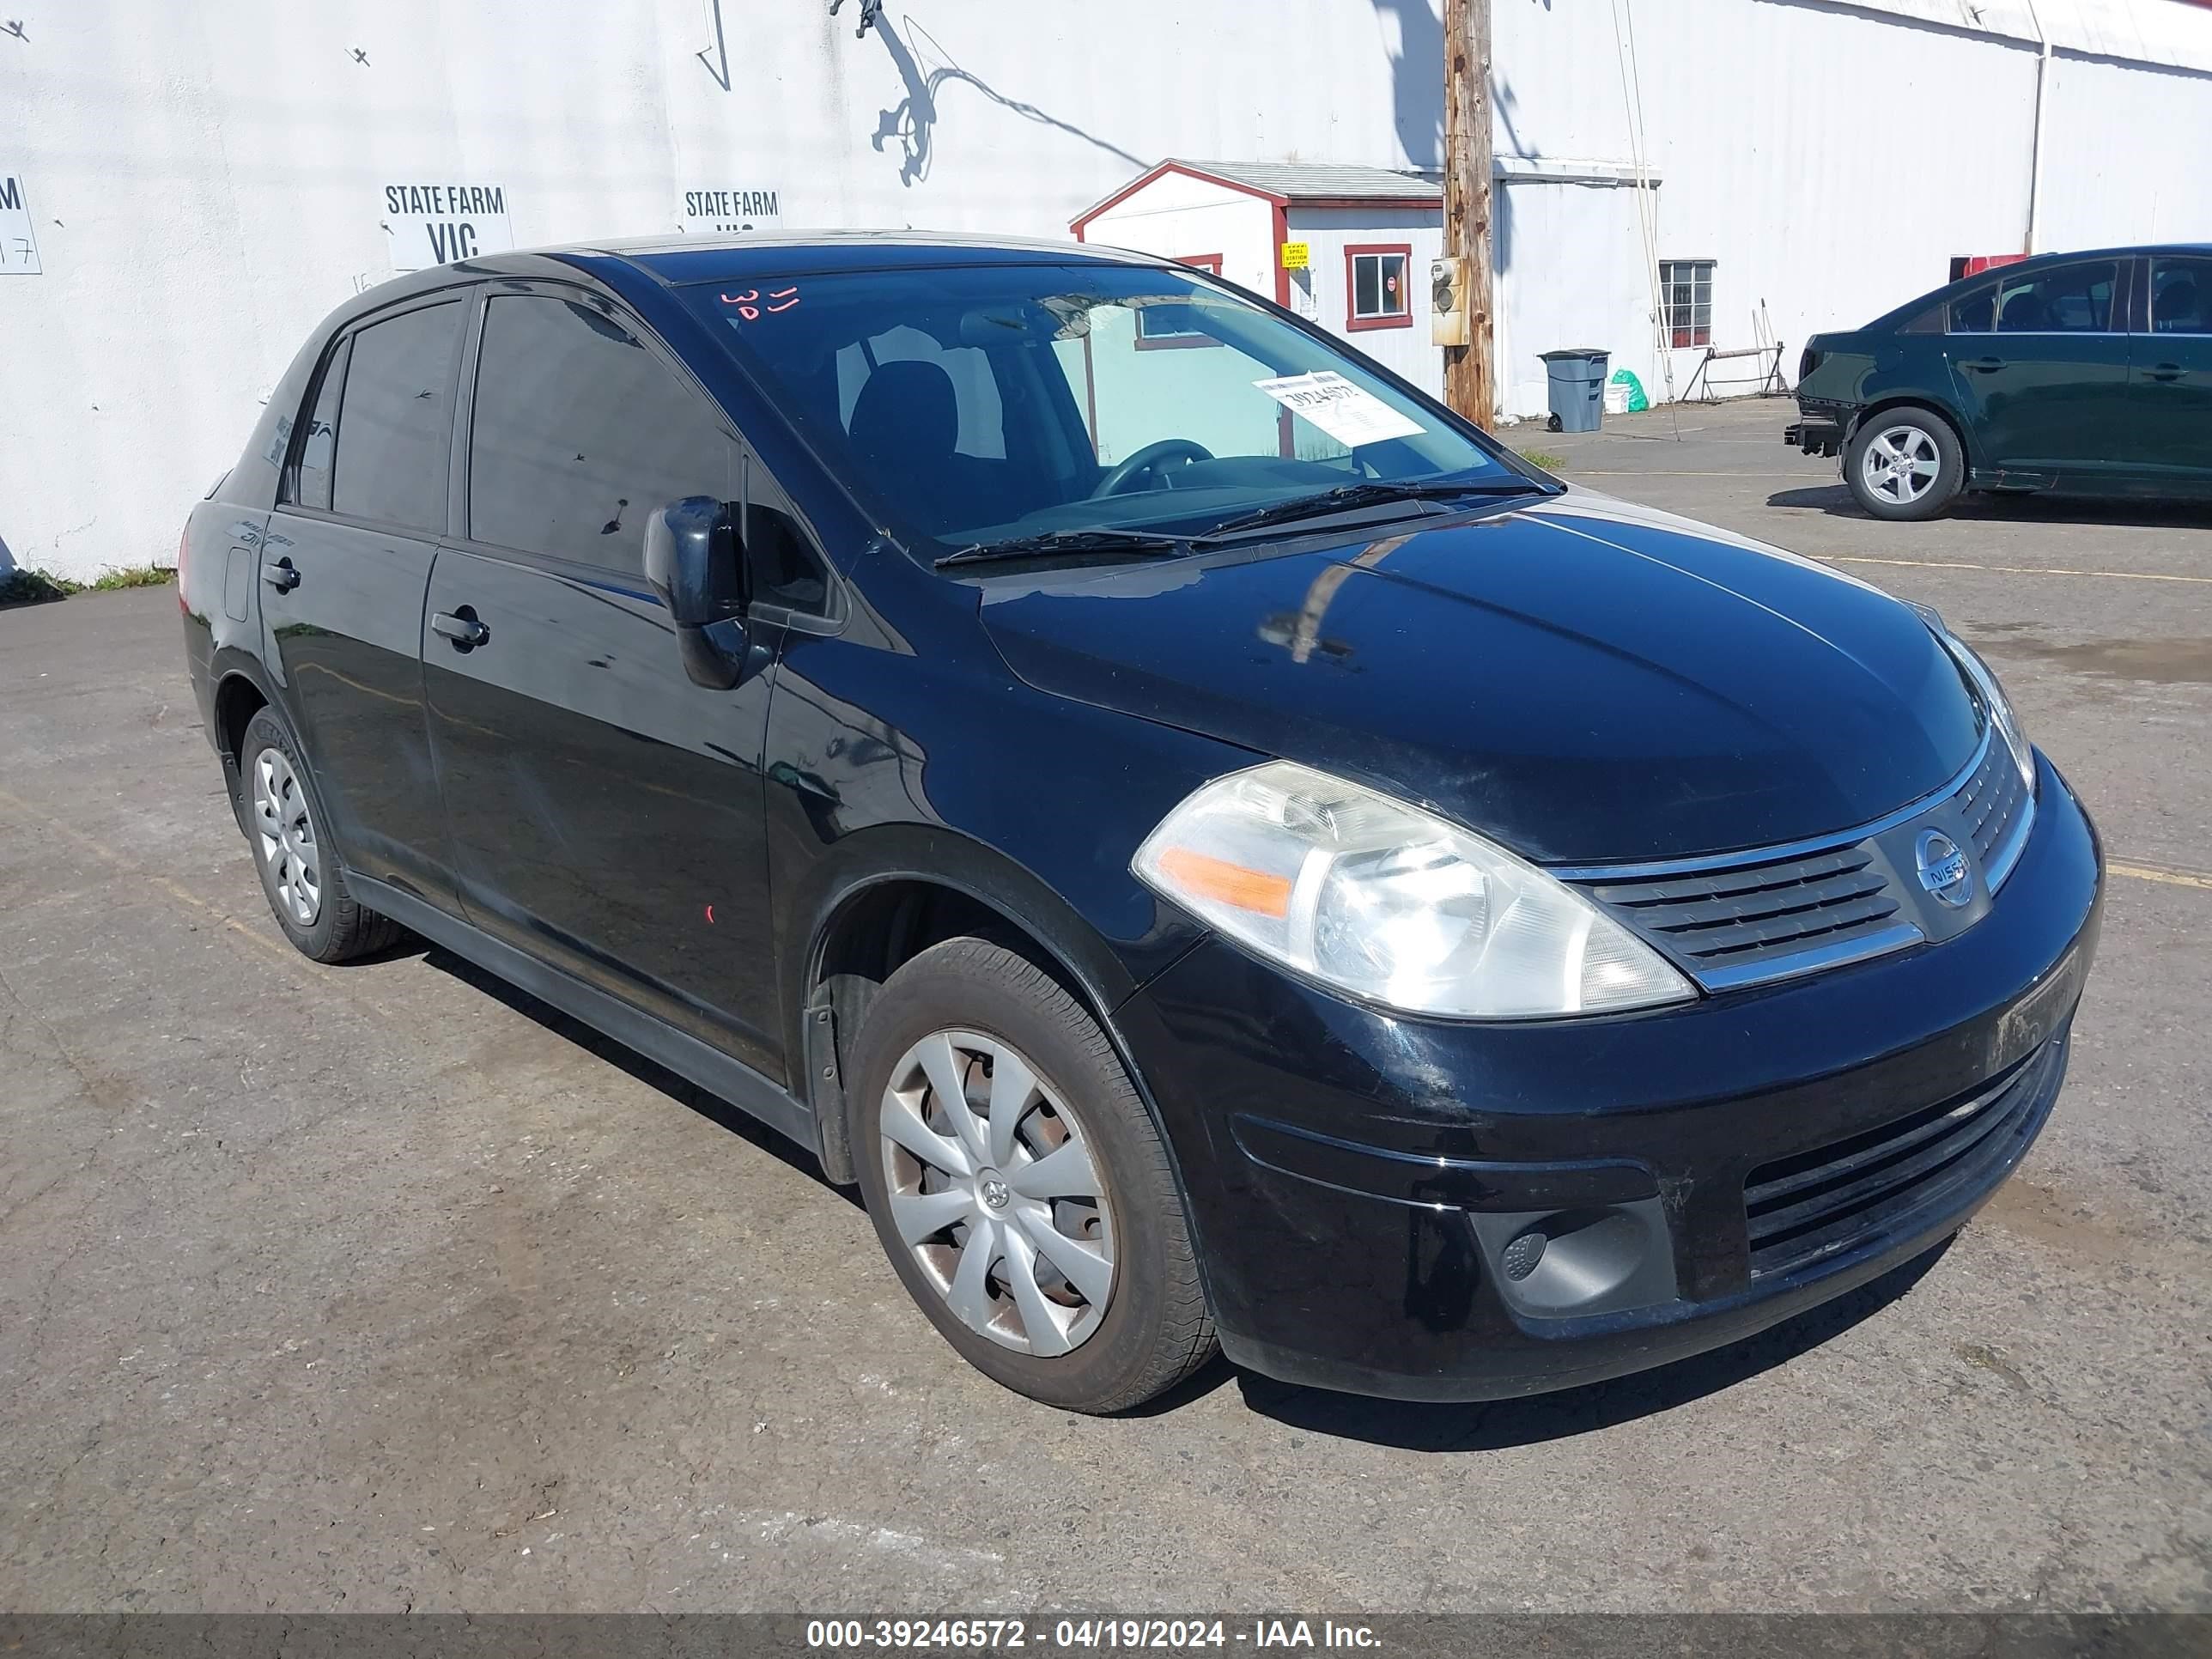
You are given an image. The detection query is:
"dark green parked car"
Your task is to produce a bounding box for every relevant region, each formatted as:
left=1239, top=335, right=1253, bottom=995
left=1788, top=245, right=2212, bottom=520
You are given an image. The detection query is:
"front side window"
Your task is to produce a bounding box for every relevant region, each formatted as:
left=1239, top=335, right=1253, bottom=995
left=1346, top=245, right=1412, bottom=331
left=1659, top=259, right=1713, bottom=348
left=684, top=261, right=1516, bottom=556
left=1991, top=262, right=2118, bottom=333
left=2150, top=256, right=2212, bottom=335
left=467, top=295, right=738, bottom=572
left=331, top=301, right=466, bottom=532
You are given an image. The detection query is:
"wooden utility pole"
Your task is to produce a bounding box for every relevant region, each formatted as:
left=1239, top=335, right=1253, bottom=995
left=1441, top=0, right=1496, bottom=428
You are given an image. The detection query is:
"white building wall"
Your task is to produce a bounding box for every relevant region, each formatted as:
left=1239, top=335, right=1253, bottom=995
left=3, top=0, right=2211, bottom=578
left=2036, top=49, right=2212, bottom=247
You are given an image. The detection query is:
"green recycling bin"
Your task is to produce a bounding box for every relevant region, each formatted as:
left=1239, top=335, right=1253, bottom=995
left=1539, top=348, right=1612, bottom=434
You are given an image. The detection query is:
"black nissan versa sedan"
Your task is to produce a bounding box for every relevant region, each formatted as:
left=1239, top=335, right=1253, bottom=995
left=179, top=233, right=2102, bottom=1413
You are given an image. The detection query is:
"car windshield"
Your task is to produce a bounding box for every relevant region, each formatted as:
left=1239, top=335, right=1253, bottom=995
left=682, top=262, right=1523, bottom=557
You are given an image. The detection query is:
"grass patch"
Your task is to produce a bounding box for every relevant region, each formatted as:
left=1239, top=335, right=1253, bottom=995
left=1516, top=448, right=1568, bottom=471
left=82, top=563, right=178, bottom=592
left=0, top=563, right=175, bottom=608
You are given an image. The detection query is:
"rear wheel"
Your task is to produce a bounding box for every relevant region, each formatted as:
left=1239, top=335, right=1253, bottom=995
left=238, top=707, right=403, bottom=963
left=1845, top=409, right=1963, bottom=520
left=850, top=938, right=1216, bottom=1413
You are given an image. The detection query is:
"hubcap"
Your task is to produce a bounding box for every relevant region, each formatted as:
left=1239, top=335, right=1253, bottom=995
left=878, top=1030, right=1116, bottom=1357
left=252, top=746, right=322, bottom=928
left=1863, top=425, right=1940, bottom=504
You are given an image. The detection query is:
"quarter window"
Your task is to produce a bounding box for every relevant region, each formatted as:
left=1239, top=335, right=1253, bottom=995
left=1659, top=260, right=1713, bottom=349
left=467, top=295, right=738, bottom=572
left=292, top=336, right=349, bottom=513
left=1991, top=262, right=2118, bottom=333
left=331, top=301, right=466, bottom=533
left=1346, top=245, right=1412, bottom=331
left=1950, top=284, right=1996, bottom=333
left=2150, top=256, right=2212, bottom=335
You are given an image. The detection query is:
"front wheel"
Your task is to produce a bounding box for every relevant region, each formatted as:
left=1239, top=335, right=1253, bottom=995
left=850, top=938, right=1217, bottom=1413
left=1844, top=410, right=1964, bottom=520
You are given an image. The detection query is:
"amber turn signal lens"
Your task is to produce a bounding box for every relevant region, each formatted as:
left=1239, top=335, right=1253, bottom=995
left=1153, top=846, right=1293, bottom=919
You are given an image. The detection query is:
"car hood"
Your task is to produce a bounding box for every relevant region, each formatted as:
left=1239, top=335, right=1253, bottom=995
left=976, top=489, right=1982, bottom=865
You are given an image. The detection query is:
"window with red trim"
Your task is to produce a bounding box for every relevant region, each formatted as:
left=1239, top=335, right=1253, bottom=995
left=1135, top=253, right=1225, bottom=349
left=1345, top=244, right=1412, bottom=331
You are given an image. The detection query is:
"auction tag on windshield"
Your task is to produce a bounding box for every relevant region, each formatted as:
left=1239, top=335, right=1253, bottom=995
left=1252, top=371, right=1424, bottom=447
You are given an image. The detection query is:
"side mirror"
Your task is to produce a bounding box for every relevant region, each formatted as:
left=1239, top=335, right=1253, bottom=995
left=645, top=495, right=748, bottom=689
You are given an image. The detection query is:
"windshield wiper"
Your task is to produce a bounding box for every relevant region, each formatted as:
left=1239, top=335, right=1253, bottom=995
left=935, top=528, right=1188, bottom=569
left=1193, top=477, right=1557, bottom=543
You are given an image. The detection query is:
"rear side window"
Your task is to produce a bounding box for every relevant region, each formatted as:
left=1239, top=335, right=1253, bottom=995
left=331, top=301, right=465, bottom=532
left=467, top=295, right=737, bottom=571
left=1992, top=262, right=2118, bottom=333
left=2150, top=256, right=2212, bottom=335
left=293, top=337, right=349, bottom=512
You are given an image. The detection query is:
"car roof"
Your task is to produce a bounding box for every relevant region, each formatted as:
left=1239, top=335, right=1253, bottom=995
left=1855, top=242, right=2212, bottom=330
left=553, top=229, right=1170, bottom=288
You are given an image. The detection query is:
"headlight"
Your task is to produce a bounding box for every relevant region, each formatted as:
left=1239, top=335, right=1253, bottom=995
left=1921, top=610, right=2034, bottom=793
left=1132, top=762, right=1694, bottom=1019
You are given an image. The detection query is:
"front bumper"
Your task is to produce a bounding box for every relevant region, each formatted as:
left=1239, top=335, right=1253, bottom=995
left=1116, top=753, right=2102, bottom=1401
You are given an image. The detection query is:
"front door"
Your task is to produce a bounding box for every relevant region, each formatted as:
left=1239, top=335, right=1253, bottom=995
left=422, top=285, right=782, bottom=1074
left=1947, top=258, right=2131, bottom=485
left=259, top=295, right=469, bottom=910
left=2126, top=252, right=2212, bottom=494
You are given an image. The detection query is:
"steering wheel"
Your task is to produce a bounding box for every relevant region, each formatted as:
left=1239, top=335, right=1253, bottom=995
left=1092, top=438, right=1215, bottom=498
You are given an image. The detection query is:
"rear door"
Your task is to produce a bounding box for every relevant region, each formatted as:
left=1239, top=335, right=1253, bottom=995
left=422, top=283, right=784, bottom=1073
left=1946, top=258, right=2130, bottom=484
left=259, top=295, right=468, bottom=910
left=2126, top=252, right=2212, bottom=494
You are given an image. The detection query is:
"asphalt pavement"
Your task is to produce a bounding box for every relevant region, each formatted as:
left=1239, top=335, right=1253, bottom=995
left=3, top=398, right=2208, bottom=1612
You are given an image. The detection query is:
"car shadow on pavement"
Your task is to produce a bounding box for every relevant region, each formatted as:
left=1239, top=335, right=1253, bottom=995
left=422, top=945, right=862, bottom=1206
left=1769, top=483, right=2212, bottom=526
left=1231, top=1239, right=1954, bottom=1450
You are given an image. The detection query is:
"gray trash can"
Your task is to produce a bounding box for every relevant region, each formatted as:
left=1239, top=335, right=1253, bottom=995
left=1539, top=349, right=1611, bottom=434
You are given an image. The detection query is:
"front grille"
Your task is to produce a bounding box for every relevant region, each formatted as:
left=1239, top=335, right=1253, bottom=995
left=1577, top=844, right=1911, bottom=988
left=1957, top=737, right=2033, bottom=887
left=1742, top=1032, right=2065, bottom=1279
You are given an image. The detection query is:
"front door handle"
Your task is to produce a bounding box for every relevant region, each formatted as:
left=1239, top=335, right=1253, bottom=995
left=2147, top=363, right=2188, bottom=382
left=431, top=607, right=489, bottom=649
left=1960, top=356, right=2006, bottom=373
left=260, top=556, right=300, bottom=592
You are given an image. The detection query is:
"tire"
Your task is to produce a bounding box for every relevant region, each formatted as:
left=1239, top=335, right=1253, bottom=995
left=850, top=937, right=1216, bottom=1413
left=237, top=707, right=404, bottom=963
left=1844, top=407, right=1964, bottom=520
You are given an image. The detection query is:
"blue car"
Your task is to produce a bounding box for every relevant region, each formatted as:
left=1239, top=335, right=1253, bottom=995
left=180, top=234, right=2101, bottom=1410
left=1790, top=244, right=2212, bottom=520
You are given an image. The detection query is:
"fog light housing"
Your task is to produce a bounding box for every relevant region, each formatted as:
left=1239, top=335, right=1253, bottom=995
left=1470, top=1198, right=1678, bottom=1319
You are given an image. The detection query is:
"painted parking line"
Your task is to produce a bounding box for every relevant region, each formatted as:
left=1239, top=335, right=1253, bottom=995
left=2109, top=860, right=2212, bottom=892
left=1826, top=555, right=2212, bottom=586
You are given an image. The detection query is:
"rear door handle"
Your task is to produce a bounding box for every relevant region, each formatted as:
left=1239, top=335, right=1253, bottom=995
left=1960, top=357, right=2006, bottom=373
left=431, top=607, right=489, bottom=649
left=2147, top=363, right=2188, bottom=382
left=260, top=556, right=300, bottom=592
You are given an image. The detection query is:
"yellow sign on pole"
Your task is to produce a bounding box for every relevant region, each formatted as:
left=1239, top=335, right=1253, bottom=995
left=1279, top=241, right=1310, bottom=270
